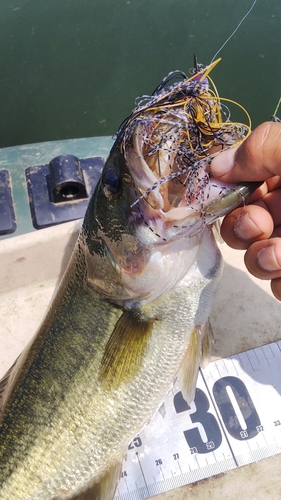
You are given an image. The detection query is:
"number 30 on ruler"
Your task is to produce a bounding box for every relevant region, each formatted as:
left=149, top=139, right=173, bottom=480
left=174, top=375, right=261, bottom=454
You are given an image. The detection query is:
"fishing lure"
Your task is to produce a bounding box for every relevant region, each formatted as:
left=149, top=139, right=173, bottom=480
left=117, top=58, right=251, bottom=226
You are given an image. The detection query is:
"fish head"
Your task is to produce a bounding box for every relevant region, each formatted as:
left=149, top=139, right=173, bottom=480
left=82, top=145, right=203, bottom=307
left=81, top=60, right=259, bottom=307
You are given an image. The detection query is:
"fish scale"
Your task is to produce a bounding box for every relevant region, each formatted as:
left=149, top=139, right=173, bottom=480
left=0, top=228, right=220, bottom=499
left=0, top=60, right=258, bottom=499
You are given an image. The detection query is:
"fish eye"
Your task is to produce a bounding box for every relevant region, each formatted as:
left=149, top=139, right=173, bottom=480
left=102, top=163, right=122, bottom=197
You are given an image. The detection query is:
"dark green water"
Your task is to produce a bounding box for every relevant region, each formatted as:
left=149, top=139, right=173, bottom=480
left=0, top=0, right=280, bottom=148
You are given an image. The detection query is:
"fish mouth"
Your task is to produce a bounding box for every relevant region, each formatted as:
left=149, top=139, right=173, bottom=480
left=125, top=124, right=254, bottom=227
left=120, top=60, right=253, bottom=228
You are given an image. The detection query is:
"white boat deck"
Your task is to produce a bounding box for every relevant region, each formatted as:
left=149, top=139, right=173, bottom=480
left=1, top=221, right=280, bottom=499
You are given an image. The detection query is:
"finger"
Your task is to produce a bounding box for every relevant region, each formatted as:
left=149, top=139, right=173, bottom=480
left=271, top=278, right=281, bottom=301
left=259, top=188, right=281, bottom=228
left=272, top=226, right=281, bottom=238
left=211, top=122, right=281, bottom=183
left=220, top=205, right=274, bottom=250
left=267, top=176, right=281, bottom=192
left=244, top=238, right=281, bottom=280
left=236, top=177, right=281, bottom=205
left=245, top=181, right=268, bottom=204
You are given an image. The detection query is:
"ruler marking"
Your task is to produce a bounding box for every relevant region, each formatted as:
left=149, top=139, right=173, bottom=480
left=237, top=353, right=244, bottom=369
left=199, top=367, right=239, bottom=467
left=230, top=357, right=239, bottom=376
left=124, top=479, right=129, bottom=493
left=136, top=453, right=150, bottom=497
left=259, top=431, right=268, bottom=448
left=213, top=361, right=222, bottom=377
left=177, top=460, right=183, bottom=474
left=135, top=480, right=146, bottom=500
left=245, top=351, right=255, bottom=371
left=114, top=340, right=281, bottom=500
left=253, top=348, right=260, bottom=364
left=272, top=433, right=279, bottom=448
left=268, top=344, right=276, bottom=358
left=261, top=345, right=271, bottom=365
left=222, top=359, right=228, bottom=373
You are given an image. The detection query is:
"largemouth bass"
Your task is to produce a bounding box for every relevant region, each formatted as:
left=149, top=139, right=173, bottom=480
left=0, top=59, right=259, bottom=500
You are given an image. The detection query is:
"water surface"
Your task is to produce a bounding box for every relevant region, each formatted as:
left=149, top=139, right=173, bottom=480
left=0, top=0, right=280, bottom=148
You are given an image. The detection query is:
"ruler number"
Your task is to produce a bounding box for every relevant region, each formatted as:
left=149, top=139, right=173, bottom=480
left=190, top=447, right=198, bottom=454
left=213, top=376, right=261, bottom=441
left=173, top=453, right=179, bottom=460
left=128, top=436, right=142, bottom=450
left=174, top=376, right=262, bottom=453
left=274, top=420, right=281, bottom=426
left=174, top=388, right=222, bottom=454
left=240, top=430, right=248, bottom=439
left=206, top=440, right=215, bottom=450
left=155, top=459, right=163, bottom=466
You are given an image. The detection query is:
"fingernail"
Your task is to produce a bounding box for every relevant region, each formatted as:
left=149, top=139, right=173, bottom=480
left=257, top=245, right=281, bottom=272
left=211, top=148, right=237, bottom=177
left=234, top=212, right=263, bottom=241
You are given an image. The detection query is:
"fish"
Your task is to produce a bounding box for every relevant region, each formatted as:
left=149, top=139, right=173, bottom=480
left=0, top=58, right=259, bottom=500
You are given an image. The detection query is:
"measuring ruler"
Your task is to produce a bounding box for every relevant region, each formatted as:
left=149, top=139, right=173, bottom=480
left=113, top=340, right=281, bottom=500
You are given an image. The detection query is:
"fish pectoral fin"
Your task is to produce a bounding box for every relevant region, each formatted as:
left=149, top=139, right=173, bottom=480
left=99, top=309, right=153, bottom=387
left=0, top=356, right=19, bottom=411
left=200, top=319, right=214, bottom=368
left=68, top=460, right=122, bottom=500
left=178, top=325, right=201, bottom=405
left=177, top=321, right=213, bottom=404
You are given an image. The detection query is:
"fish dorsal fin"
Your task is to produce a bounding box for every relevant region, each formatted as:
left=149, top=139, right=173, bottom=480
left=66, top=459, right=122, bottom=500
left=99, top=309, right=153, bottom=388
left=177, top=320, right=213, bottom=404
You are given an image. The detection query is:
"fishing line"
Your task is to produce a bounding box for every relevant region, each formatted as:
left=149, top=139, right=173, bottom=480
left=210, top=0, right=258, bottom=63
left=271, top=96, right=281, bottom=122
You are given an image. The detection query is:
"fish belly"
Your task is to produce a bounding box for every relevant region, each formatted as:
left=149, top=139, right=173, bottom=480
left=0, top=227, right=222, bottom=500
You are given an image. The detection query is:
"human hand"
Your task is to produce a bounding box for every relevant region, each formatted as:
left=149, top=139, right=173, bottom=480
left=211, top=121, right=281, bottom=300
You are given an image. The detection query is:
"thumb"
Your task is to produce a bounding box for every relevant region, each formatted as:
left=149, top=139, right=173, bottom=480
left=211, top=121, right=281, bottom=183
